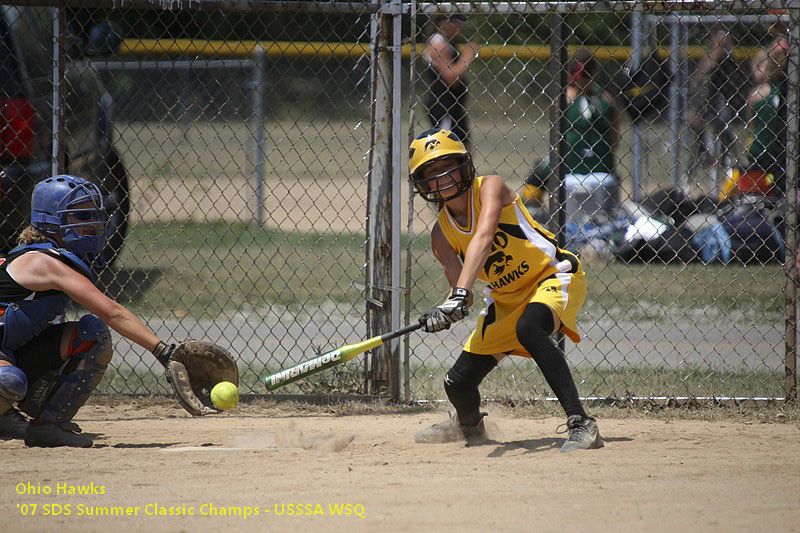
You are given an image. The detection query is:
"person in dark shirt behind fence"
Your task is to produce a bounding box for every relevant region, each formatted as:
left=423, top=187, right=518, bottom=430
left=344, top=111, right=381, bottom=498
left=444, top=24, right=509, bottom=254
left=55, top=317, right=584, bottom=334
left=422, top=14, right=479, bottom=152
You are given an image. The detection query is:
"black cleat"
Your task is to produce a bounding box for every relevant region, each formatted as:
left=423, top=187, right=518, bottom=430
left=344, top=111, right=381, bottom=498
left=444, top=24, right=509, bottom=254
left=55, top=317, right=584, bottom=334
left=59, top=421, right=82, bottom=433
left=25, top=422, right=93, bottom=448
left=0, top=408, right=29, bottom=439
left=560, top=414, right=604, bottom=453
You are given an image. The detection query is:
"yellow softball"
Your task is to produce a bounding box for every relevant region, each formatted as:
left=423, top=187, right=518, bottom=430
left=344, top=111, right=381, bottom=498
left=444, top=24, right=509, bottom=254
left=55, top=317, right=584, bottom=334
left=210, top=381, right=239, bottom=410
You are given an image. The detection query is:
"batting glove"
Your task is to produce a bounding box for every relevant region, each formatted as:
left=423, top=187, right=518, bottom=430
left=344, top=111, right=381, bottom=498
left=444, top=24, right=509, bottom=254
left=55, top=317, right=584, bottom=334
left=419, top=288, right=470, bottom=333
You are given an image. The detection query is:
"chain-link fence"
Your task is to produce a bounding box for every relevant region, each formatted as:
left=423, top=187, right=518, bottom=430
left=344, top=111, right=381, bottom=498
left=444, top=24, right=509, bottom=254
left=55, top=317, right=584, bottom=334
left=0, top=1, right=796, bottom=403
left=406, top=4, right=798, bottom=404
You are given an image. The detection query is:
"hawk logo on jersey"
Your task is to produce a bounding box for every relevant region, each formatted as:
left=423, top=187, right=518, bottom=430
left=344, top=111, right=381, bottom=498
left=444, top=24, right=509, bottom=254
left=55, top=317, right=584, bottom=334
left=484, top=232, right=514, bottom=276
left=485, top=224, right=531, bottom=290
left=424, top=138, right=441, bottom=151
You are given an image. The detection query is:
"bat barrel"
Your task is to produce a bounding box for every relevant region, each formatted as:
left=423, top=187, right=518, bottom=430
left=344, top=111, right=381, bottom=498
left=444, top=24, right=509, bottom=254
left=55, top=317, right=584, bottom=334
left=264, top=322, right=423, bottom=392
left=264, top=349, right=344, bottom=391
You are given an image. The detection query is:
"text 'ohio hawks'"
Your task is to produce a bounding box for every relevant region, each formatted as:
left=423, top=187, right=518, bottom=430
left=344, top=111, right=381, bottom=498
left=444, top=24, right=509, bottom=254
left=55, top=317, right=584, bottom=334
left=268, top=350, right=343, bottom=387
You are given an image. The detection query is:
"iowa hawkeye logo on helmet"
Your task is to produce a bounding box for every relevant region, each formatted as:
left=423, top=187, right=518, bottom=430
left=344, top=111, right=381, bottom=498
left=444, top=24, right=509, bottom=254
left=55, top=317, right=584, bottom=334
left=408, top=129, right=475, bottom=203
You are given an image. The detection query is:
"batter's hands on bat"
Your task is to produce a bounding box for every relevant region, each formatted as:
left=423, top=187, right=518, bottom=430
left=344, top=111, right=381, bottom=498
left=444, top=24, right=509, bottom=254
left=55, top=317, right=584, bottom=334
left=419, top=288, right=470, bottom=333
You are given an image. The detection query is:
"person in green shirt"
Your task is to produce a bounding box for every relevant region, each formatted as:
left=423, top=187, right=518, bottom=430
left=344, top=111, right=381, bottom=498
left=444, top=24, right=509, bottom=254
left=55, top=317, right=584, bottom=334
left=562, top=49, right=620, bottom=224
left=746, top=47, right=786, bottom=195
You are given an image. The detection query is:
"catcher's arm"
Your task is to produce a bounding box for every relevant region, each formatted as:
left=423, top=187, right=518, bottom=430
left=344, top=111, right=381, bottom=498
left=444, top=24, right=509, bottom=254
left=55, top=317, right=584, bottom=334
left=153, top=341, right=176, bottom=367
left=152, top=340, right=239, bottom=416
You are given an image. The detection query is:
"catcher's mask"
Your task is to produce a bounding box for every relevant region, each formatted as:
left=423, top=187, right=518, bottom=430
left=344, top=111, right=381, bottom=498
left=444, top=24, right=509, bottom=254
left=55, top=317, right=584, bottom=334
left=409, top=129, right=474, bottom=203
left=31, top=175, right=108, bottom=268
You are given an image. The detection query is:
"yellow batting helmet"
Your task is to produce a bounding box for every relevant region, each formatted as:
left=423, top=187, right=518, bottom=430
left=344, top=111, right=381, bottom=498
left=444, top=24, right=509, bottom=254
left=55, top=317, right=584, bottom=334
left=408, top=128, right=474, bottom=202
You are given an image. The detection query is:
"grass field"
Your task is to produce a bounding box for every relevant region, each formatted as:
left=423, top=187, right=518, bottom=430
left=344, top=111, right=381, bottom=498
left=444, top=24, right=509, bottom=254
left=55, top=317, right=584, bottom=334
left=109, top=221, right=786, bottom=321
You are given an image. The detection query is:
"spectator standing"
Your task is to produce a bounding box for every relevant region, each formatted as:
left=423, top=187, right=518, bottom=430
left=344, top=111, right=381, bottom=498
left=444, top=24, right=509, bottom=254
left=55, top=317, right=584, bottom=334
left=687, top=30, right=746, bottom=173
left=562, top=49, right=620, bottom=223
left=422, top=14, right=478, bottom=152
left=745, top=47, right=786, bottom=195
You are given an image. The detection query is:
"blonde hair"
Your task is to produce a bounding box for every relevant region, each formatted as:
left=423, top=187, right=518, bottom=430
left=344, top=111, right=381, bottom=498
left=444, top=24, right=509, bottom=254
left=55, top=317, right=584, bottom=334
left=17, top=225, right=52, bottom=246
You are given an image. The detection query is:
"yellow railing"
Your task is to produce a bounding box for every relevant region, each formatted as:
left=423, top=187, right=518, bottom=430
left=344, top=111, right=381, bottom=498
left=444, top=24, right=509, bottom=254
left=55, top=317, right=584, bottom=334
left=121, top=39, right=763, bottom=61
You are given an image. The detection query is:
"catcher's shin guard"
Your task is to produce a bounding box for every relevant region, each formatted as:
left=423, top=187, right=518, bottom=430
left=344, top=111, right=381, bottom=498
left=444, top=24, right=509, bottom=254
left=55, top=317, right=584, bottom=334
left=23, top=315, right=112, bottom=423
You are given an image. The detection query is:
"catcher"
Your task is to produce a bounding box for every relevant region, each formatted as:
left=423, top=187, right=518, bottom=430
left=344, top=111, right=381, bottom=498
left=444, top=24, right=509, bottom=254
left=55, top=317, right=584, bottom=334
left=0, top=175, right=237, bottom=448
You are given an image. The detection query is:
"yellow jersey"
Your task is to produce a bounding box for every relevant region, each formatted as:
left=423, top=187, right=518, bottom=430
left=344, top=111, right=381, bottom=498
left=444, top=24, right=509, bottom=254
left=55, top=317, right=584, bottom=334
left=437, top=176, right=586, bottom=355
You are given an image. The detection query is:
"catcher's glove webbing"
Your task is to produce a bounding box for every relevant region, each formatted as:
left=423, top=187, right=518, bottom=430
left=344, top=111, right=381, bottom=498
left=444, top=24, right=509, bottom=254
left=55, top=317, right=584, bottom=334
left=154, top=340, right=239, bottom=416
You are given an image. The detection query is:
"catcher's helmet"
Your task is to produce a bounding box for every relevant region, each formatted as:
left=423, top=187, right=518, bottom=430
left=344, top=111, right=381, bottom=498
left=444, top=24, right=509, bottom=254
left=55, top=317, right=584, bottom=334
left=31, top=175, right=108, bottom=268
left=409, top=128, right=474, bottom=202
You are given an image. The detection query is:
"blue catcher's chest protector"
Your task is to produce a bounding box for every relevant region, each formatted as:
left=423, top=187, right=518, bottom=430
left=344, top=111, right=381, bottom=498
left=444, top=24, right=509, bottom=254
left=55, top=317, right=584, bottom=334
left=0, top=242, right=94, bottom=360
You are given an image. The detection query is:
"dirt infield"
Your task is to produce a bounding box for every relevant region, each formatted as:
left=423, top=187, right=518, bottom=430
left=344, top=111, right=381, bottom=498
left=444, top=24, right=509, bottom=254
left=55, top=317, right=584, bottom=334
left=3, top=400, right=799, bottom=533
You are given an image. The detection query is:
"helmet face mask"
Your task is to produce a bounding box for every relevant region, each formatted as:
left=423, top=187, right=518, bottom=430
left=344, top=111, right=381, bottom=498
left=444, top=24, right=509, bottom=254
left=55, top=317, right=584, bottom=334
left=413, top=156, right=473, bottom=203
left=31, top=175, right=108, bottom=268
left=409, top=129, right=474, bottom=203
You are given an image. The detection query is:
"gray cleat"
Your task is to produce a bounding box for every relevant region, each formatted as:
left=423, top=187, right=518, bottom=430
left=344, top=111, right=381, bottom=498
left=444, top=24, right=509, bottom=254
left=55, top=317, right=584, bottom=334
left=0, top=408, right=29, bottom=439
left=415, top=412, right=488, bottom=444
left=25, top=422, right=93, bottom=448
left=560, top=414, right=603, bottom=453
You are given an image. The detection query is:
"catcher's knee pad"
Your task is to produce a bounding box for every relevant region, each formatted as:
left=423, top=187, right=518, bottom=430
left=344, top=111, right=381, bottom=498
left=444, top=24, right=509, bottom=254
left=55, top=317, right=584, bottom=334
left=27, top=316, right=113, bottom=423
left=0, top=365, right=28, bottom=403
left=66, top=315, right=113, bottom=364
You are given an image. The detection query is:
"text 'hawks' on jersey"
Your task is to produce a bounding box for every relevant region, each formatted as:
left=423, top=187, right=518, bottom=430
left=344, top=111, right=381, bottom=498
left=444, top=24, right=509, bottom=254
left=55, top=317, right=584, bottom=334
left=436, top=175, right=579, bottom=293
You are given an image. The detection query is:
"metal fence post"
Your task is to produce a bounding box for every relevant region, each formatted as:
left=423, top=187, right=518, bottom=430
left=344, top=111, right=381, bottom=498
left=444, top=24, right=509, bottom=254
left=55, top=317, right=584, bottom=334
left=630, top=10, right=643, bottom=203
left=389, top=1, right=403, bottom=401
left=51, top=6, right=66, bottom=175
left=784, top=14, right=799, bottom=402
left=547, top=12, right=568, bottom=249
left=681, top=20, right=691, bottom=192
left=366, top=10, right=394, bottom=395
left=548, top=10, right=568, bottom=352
left=668, top=15, right=683, bottom=188
left=252, top=45, right=267, bottom=226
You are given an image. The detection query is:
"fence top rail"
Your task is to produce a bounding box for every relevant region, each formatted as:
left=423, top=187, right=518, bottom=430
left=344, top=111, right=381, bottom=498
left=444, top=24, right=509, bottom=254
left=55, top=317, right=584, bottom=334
left=646, top=12, right=792, bottom=23
left=6, top=0, right=797, bottom=13
left=4, top=0, right=383, bottom=13
left=413, top=1, right=800, bottom=13
left=114, top=38, right=766, bottom=61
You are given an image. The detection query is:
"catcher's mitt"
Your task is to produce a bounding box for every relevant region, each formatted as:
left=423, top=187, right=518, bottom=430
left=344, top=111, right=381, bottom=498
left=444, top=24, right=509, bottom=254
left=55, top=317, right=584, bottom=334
left=156, top=340, right=239, bottom=416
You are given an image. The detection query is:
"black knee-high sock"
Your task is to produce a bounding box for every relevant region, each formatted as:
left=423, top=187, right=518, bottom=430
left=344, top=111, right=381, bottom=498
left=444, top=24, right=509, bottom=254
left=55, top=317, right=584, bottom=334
left=516, top=303, right=587, bottom=418
left=445, top=351, right=498, bottom=426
